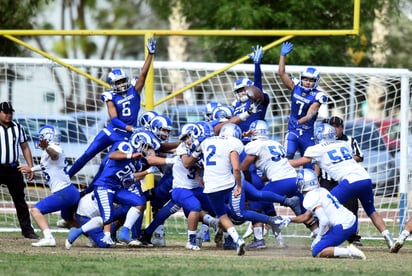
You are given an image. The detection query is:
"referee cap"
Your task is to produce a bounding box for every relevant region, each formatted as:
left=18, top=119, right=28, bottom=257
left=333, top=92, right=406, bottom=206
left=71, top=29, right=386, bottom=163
left=0, top=102, right=14, bottom=113
left=328, top=116, right=344, bottom=127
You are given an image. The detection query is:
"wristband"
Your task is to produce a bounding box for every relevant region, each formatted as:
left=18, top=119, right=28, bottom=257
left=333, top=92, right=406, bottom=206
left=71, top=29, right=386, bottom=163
left=238, top=111, right=250, bottom=121
left=126, top=152, right=132, bottom=159
left=165, top=157, right=175, bottom=165
left=191, top=151, right=201, bottom=159
left=31, top=165, right=41, bottom=172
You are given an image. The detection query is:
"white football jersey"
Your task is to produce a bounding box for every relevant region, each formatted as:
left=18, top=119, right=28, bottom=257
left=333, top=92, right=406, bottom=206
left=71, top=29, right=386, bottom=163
left=200, top=136, right=244, bottom=193
left=76, top=192, right=100, bottom=218
left=172, top=143, right=201, bottom=189
left=304, top=140, right=370, bottom=183
left=39, top=143, right=72, bottom=193
left=304, top=187, right=356, bottom=230
left=244, top=139, right=296, bottom=181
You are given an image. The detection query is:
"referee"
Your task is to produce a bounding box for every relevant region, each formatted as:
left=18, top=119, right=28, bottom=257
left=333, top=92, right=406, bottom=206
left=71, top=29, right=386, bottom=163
left=0, top=102, right=39, bottom=239
left=319, top=116, right=364, bottom=246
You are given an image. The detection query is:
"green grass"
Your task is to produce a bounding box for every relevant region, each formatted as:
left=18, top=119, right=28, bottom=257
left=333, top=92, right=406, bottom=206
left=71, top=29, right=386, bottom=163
left=0, top=231, right=411, bottom=276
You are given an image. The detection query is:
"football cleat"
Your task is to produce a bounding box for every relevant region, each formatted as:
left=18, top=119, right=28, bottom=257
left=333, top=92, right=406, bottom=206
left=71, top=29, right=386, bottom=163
left=246, top=239, right=266, bottom=250
left=31, top=237, right=56, bottom=247
left=236, top=238, right=246, bottom=256
left=383, top=232, right=395, bottom=249
left=348, top=244, right=366, bottom=260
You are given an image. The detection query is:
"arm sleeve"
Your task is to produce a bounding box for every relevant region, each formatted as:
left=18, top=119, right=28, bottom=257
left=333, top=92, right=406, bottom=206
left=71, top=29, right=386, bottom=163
left=253, top=63, right=262, bottom=90
left=111, top=117, right=128, bottom=130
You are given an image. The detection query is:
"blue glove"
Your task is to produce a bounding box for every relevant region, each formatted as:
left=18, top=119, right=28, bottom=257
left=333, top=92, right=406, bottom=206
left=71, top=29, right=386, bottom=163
left=289, top=117, right=300, bottom=128
left=146, top=37, right=156, bottom=54
left=248, top=45, right=264, bottom=64
left=280, top=42, right=294, bottom=56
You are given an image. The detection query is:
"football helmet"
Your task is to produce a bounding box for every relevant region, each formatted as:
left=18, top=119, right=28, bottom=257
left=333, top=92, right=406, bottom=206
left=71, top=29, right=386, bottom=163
left=219, top=123, right=242, bottom=140
left=249, top=120, right=269, bottom=140
left=204, top=102, right=222, bottom=121
left=233, top=77, right=253, bottom=102
left=179, top=122, right=202, bottom=141
left=211, top=105, right=234, bottom=122
left=197, top=121, right=215, bottom=137
left=315, top=123, right=336, bottom=143
left=130, top=131, right=154, bottom=152
left=107, top=68, right=130, bottom=93
left=139, top=111, right=159, bottom=129
left=150, top=115, right=173, bottom=142
left=299, top=67, right=320, bottom=92
left=297, top=168, right=319, bottom=193
left=35, top=125, right=61, bottom=148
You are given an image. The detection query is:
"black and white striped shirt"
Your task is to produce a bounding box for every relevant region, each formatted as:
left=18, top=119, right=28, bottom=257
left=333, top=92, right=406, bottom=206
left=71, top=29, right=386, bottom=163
left=320, top=134, right=364, bottom=181
left=0, top=121, right=27, bottom=165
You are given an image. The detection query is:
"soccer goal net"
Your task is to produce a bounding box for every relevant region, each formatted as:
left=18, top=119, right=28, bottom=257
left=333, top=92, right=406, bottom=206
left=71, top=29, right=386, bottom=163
left=0, top=57, right=410, bottom=239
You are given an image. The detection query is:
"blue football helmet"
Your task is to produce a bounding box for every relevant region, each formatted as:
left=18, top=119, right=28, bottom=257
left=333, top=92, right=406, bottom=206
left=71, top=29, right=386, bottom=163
left=297, top=168, right=319, bottom=193
left=211, top=105, right=234, bottom=122
left=299, top=67, right=320, bottom=92
left=315, top=123, right=336, bottom=143
left=204, top=102, right=222, bottom=121
left=150, top=115, right=173, bottom=142
left=249, top=120, right=269, bottom=140
left=35, top=125, right=61, bottom=148
left=130, top=131, right=154, bottom=152
left=219, top=123, right=242, bottom=140
left=197, top=121, right=215, bottom=137
left=107, top=68, right=130, bottom=93
left=139, top=111, right=159, bottom=129
left=179, top=122, right=202, bottom=141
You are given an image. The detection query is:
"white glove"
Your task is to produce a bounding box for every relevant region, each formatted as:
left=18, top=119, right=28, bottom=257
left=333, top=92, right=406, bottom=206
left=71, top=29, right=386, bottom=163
left=280, top=217, right=292, bottom=229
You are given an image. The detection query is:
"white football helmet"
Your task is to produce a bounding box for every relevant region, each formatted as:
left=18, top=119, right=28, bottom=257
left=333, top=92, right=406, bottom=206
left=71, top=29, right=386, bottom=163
left=248, top=120, right=269, bottom=140
left=36, top=125, right=61, bottom=148
left=299, top=67, right=320, bottom=92
left=315, top=123, right=336, bottom=143
left=139, top=111, right=159, bottom=129
left=233, top=77, right=253, bottom=102
left=219, top=123, right=242, bottom=140
left=150, top=115, right=173, bottom=142
left=297, top=168, right=319, bottom=193
left=107, top=68, right=130, bottom=93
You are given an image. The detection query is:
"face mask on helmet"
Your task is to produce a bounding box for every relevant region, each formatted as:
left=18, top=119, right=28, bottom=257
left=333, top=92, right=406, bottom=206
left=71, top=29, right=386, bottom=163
left=204, top=102, right=222, bottom=121
left=315, top=123, right=336, bottom=143
left=249, top=120, right=269, bottom=140
left=179, top=123, right=202, bottom=148
left=211, top=106, right=234, bottom=122
left=139, top=111, right=159, bottom=129
left=297, top=168, right=319, bottom=193
left=219, top=123, right=242, bottom=140
left=233, top=78, right=253, bottom=103
left=35, top=125, right=61, bottom=148
left=150, top=115, right=173, bottom=142
left=299, top=67, right=320, bottom=92
left=107, top=68, right=130, bottom=93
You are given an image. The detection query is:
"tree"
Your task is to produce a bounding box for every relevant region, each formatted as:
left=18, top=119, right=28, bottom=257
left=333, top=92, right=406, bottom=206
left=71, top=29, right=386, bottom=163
left=146, top=0, right=402, bottom=67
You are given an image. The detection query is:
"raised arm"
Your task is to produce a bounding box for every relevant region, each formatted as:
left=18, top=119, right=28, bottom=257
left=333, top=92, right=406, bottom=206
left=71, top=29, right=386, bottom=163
left=278, top=42, right=295, bottom=91
left=134, top=38, right=156, bottom=93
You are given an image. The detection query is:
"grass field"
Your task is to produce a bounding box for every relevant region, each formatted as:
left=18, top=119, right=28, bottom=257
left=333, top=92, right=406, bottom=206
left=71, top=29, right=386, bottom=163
left=0, top=230, right=411, bottom=276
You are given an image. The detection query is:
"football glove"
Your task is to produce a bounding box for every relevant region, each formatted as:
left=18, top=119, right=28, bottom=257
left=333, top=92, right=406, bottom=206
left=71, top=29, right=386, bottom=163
left=280, top=42, right=294, bottom=56
left=146, top=37, right=156, bottom=54
left=248, top=45, right=264, bottom=64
